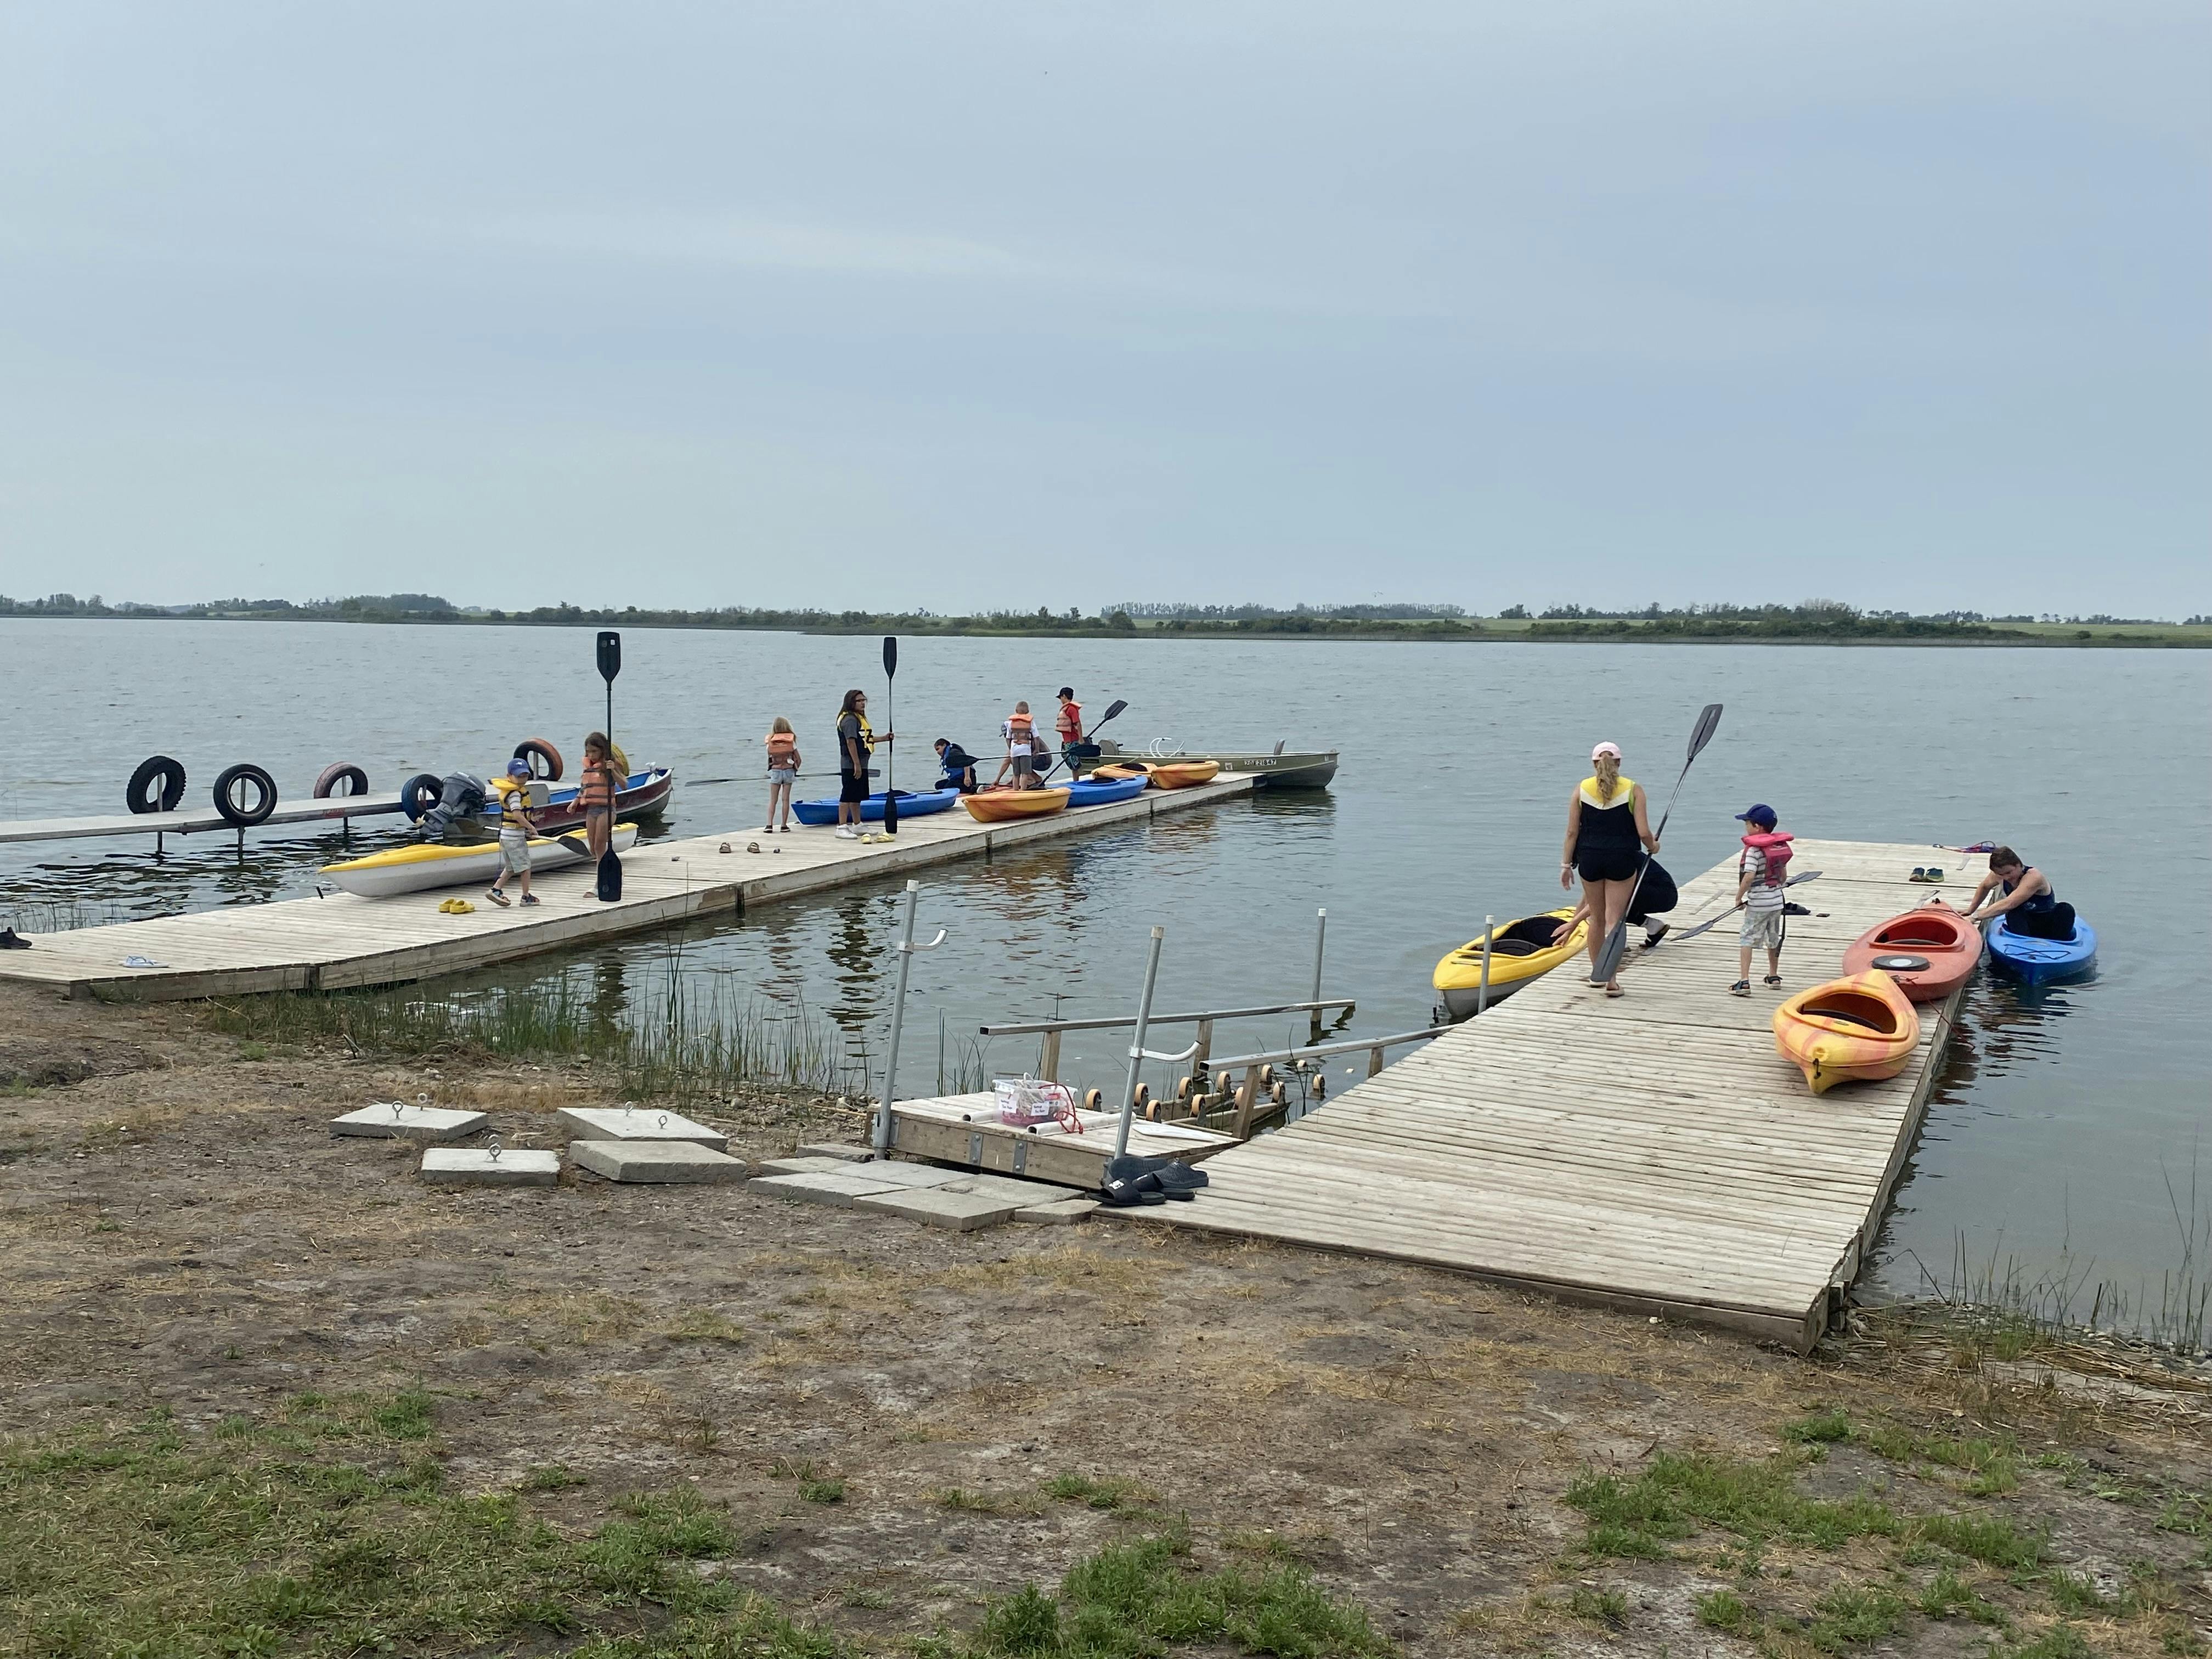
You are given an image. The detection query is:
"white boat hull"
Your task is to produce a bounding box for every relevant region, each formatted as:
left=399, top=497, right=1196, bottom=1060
left=323, top=826, right=637, bottom=898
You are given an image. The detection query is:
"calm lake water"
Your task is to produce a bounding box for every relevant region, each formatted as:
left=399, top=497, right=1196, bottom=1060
left=4, top=619, right=2206, bottom=1321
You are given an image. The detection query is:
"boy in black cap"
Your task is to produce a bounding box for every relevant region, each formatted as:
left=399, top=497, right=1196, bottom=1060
left=1730, top=803, right=1792, bottom=995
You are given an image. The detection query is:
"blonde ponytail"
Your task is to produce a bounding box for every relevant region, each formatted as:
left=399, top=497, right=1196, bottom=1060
left=1593, top=753, right=1621, bottom=804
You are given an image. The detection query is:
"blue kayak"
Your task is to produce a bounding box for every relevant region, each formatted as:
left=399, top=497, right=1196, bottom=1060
left=1988, top=913, right=2097, bottom=985
left=1065, top=775, right=1148, bottom=808
left=790, top=787, right=961, bottom=827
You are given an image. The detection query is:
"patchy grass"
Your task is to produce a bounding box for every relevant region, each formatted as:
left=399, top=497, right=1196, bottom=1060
left=1915, top=1511, right=2047, bottom=1570
left=1915, top=1568, right=2002, bottom=1623
left=933, top=1487, right=1041, bottom=1518
left=799, top=1480, right=845, bottom=1506
left=519, top=1463, right=589, bottom=1492
left=1043, top=1473, right=1153, bottom=1511
left=2043, top=1568, right=2109, bottom=1615
left=1565, top=1585, right=1628, bottom=1628
left=0, top=1394, right=751, bottom=1656
left=1564, top=1451, right=1900, bottom=1559
left=1696, top=1587, right=1757, bottom=1634
left=1781, top=1408, right=1853, bottom=1445
left=964, top=1523, right=1392, bottom=1659
left=1804, top=1584, right=1906, bottom=1650
left=1997, top=1628, right=2095, bottom=1659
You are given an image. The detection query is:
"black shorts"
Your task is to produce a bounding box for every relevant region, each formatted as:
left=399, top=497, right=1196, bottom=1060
left=2007, top=902, right=2076, bottom=941
left=838, top=773, right=870, bottom=803
left=1576, top=847, right=1640, bottom=883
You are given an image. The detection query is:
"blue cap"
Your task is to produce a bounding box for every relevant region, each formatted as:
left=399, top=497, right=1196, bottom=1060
left=506, top=758, right=532, bottom=778
left=1735, top=804, right=1776, bottom=829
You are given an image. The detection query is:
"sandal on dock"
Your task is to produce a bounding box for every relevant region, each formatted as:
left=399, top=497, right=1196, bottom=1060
left=484, top=888, right=510, bottom=907
left=1763, top=974, right=1782, bottom=988
left=1603, top=981, right=1623, bottom=998
left=1729, top=980, right=1751, bottom=996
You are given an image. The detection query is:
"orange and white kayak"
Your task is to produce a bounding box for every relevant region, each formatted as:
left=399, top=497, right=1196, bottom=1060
left=1773, top=972, right=1920, bottom=1094
left=1090, top=760, right=1221, bottom=789
left=961, top=787, right=1072, bottom=823
left=1841, top=899, right=1983, bottom=1003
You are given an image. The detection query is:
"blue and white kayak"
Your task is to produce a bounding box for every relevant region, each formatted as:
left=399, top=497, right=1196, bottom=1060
left=1987, top=914, right=2097, bottom=985
left=790, top=787, right=962, bottom=827
left=1064, top=775, right=1148, bottom=808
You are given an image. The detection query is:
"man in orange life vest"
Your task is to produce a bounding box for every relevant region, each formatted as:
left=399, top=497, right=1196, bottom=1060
left=1054, top=687, right=1084, bottom=777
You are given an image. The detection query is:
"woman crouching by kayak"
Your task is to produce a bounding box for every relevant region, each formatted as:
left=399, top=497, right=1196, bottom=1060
left=1961, top=847, right=2077, bottom=939
left=1560, top=741, right=1661, bottom=997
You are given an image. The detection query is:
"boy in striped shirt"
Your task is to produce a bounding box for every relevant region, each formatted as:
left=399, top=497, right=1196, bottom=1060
left=1730, top=804, right=1790, bottom=996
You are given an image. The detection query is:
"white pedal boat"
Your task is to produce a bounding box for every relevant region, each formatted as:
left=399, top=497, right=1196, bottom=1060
left=321, top=825, right=637, bottom=898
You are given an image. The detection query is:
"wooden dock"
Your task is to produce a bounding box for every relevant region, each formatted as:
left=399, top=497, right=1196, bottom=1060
left=1116, top=839, right=1970, bottom=1351
left=0, top=792, right=409, bottom=846
left=885, top=1094, right=1236, bottom=1190
left=0, top=778, right=1254, bottom=1001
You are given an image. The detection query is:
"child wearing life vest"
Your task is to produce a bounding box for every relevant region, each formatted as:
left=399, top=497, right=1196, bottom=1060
left=996, top=702, right=1039, bottom=789
left=1730, top=803, right=1793, bottom=996
left=764, top=717, right=800, bottom=833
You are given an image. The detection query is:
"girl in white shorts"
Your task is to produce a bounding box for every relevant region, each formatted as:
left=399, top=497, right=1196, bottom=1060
left=765, top=718, right=800, bottom=831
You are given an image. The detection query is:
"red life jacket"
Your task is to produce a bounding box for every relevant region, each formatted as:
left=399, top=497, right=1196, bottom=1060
left=1740, top=830, right=1794, bottom=887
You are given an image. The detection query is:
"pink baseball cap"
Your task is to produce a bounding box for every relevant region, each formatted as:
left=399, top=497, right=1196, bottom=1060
left=1590, top=741, right=1622, bottom=760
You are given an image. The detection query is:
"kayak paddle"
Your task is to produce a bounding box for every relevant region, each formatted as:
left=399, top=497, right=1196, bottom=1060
left=1663, top=871, right=1824, bottom=943
left=1036, top=698, right=1128, bottom=782
left=882, top=635, right=899, bottom=835
left=1590, top=702, right=1723, bottom=985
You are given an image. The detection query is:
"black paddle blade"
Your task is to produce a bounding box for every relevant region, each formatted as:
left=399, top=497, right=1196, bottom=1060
left=596, top=848, right=623, bottom=902
left=1667, top=871, right=1824, bottom=944
left=596, top=630, right=622, bottom=683
left=1686, top=702, right=1723, bottom=763
left=882, top=634, right=898, bottom=678
left=1097, top=698, right=1128, bottom=724
left=882, top=788, right=899, bottom=834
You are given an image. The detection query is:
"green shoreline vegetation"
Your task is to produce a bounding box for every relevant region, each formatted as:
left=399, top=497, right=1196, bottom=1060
left=4, top=592, right=2208, bottom=645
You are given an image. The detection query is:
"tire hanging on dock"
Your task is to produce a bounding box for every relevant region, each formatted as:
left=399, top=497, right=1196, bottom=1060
left=313, top=762, right=370, bottom=798
left=399, top=772, right=443, bottom=822
left=126, top=755, right=188, bottom=815
left=212, top=763, right=278, bottom=827
left=512, top=738, right=563, bottom=782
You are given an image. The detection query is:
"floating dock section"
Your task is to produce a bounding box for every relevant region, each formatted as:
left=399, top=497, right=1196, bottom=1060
left=0, top=778, right=1253, bottom=1001
left=1119, top=839, right=1969, bottom=1351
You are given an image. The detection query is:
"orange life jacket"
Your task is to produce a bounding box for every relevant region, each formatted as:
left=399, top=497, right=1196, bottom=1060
left=1057, top=699, right=1082, bottom=737
left=1006, top=710, right=1034, bottom=735
left=578, top=756, right=617, bottom=809
left=766, top=732, right=797, bottom=762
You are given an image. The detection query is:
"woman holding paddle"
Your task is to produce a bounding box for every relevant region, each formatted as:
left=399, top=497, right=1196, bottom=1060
left=1561, top=742, right=1660, bottom=997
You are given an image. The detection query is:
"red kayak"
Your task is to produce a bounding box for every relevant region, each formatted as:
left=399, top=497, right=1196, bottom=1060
left=1841, top=898, right=1983, bottom=1002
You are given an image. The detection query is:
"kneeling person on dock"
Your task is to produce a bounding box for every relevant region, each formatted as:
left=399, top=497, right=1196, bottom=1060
left=487, top=759, right=540, bottom=908
left=1730, top=804, right=1792, bottom=996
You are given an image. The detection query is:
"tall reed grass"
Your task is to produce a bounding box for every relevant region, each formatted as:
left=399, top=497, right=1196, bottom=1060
left=200, top=972, right=871, bottom=1102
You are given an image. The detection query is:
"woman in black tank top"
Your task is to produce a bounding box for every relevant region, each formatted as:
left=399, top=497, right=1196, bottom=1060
left=1560, top=742, right=1660, bottom=997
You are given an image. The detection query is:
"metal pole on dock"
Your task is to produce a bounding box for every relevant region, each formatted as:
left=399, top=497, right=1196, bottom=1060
left=1114, top=927, right=1166, bottom=1158
left=1309, top=909, right=1328, bottom=1042
left=1476, top=915, right=1493, bottom=1017
left=872, top=880, right=945, bottom=1154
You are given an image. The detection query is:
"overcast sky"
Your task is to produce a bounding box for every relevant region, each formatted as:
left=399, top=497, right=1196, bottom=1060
left=1, top=2, right=2204, bottom=616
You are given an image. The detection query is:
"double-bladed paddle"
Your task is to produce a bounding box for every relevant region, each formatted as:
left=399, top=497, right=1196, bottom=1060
left=882, top=636, right=899, bottom=834
left=1590, top=702, right=1723, bottom=985
left=1036, top=698, right=1130, bottom=782
left=1662, top=871, right=1824, bottom=944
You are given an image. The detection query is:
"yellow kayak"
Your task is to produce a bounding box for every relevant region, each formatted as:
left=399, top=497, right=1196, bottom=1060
left=1432, top=907, right=1587, bottom=1019
left=961, top=788, right=1071, bottom=823
left=323, top=825, right=637, bottom=898
left=1091, top=760, right=1222, bottom=789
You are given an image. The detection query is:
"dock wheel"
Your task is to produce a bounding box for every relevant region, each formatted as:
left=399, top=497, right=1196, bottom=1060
left=1082, top=1088, right=1103, bottom=1112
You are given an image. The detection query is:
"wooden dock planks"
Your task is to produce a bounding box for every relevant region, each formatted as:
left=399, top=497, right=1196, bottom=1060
left=1114, top=838, right=1974, bottom=1350
left=0, top=777, right=1255, bottom=1001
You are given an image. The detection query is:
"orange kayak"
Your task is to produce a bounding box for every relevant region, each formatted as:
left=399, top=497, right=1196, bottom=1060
left=1773, top=972, right=1920, bottom=1094
left=961, top=787, right=1071, bottom=823
left=1089, top=760, right=1221, bottom=789
left=1841, top=899, right=1983, bottom=1003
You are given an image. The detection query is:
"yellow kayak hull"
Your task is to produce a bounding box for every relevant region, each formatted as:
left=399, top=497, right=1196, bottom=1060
left=961, top=788, right=1072, bottom=823
left=1773, top=971, right=1920, bottom=1094
left=321, top=825, right=638, bottom=898
left=1432, top=907, right=1587, bottom=1019
left=1091, top=760, right=1221, bottom=789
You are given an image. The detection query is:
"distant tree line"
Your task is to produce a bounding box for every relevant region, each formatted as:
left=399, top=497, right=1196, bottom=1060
left=2, top=592, right=2202, bottom=644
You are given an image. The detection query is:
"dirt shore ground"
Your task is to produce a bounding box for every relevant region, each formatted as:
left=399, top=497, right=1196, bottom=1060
left=2, top=980, right=2207, bottom=1657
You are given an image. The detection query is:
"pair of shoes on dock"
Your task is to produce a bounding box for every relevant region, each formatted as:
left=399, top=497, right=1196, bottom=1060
left=1909, top=866, right=1945, bottom=883
left=1100, top=1153, right=1209, bottom=1207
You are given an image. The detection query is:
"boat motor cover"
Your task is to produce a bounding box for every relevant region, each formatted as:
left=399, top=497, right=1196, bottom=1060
left=419, top=773, right=489, bottom=839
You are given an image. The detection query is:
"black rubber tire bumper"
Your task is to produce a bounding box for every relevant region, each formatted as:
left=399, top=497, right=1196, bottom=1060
left=212, top=763, right=278, bottom=827
left=126, top=755, right=188, bottom=815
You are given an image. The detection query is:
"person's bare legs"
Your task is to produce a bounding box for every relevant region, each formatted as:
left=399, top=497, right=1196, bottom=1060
left=1582, top=876, right=1614, bottom=981
left=1589, top=876, right=1635, bottom=991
